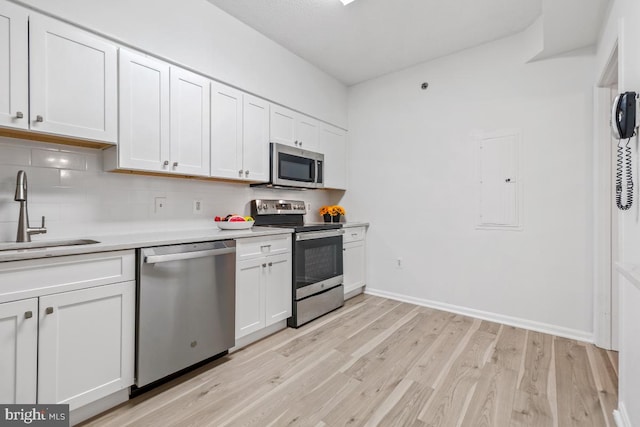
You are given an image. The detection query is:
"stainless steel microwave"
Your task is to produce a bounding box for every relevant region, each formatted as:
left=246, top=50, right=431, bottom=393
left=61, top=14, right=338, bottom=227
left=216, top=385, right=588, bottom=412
left=253, top=143, right=324, bottom=189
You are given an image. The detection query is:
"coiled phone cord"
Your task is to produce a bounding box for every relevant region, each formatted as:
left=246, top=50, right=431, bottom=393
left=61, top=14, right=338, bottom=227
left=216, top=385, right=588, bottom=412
left=616, top=137, right=633, bottom=210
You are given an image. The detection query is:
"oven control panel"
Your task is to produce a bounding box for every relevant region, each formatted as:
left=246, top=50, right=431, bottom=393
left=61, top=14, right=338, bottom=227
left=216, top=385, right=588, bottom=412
left=251, top=199, right=307, bottom=215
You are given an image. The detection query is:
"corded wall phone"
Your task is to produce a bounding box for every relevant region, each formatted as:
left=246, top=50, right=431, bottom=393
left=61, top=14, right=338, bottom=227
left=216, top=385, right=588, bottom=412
left=612, top=91, right=639, bottom=210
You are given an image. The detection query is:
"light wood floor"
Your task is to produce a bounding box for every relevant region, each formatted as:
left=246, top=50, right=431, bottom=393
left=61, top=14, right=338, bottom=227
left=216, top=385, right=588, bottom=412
left=83, top=294, right=619, bottom=427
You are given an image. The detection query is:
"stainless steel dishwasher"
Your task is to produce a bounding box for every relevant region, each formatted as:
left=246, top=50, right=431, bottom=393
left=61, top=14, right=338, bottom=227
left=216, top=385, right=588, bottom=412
left=136, top=240, right=236, bottom=388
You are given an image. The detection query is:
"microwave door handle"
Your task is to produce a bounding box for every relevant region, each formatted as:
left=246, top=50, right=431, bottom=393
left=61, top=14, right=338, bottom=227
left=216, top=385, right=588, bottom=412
left=313, top=160, right=318, bottom=183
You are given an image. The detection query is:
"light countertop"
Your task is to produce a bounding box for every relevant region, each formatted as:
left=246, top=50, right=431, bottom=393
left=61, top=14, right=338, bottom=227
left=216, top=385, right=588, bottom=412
left=0, top=226, right=293, bottom=263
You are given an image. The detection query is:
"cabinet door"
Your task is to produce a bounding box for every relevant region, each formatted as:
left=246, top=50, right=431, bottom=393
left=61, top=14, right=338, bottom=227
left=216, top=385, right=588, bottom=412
left=210, top=82, right=243, bottom=179
left=242, top=95, right=270, bottom=182
left=296, top=115, right=319, bottom=151
left=265, top=253, right=292, bottom=326
left=343, top=241, right=365, bottom=294
left=236, top=258, right=266, bottom=339
left=29, top=15, right=117, bottom=143
left=270, top=104, right=296, bottom=147
left=320, top=125, right=347, bottom=190
left=38, top=281, right=135, bottom=410
left=170, top=67, right=210, bottom=176
left=0, top=1, right=28, bottom=130
left=0, top=298, right=37, bottom=404
left=119, top=49, right=170, bottom=172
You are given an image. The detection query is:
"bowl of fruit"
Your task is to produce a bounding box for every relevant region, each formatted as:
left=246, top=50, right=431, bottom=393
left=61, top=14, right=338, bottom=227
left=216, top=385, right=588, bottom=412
left=215, top=214, right=255, bottom=230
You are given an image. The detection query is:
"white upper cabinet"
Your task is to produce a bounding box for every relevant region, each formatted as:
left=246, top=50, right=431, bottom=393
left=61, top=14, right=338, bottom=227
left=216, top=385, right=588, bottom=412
left=320, top=125, right=347, bottom=190
left=295, top=115, right=319, bottom=151
left=241, top=94, right=269, bottom=182
left=115, top=50, right=211, bottom=176
left=210, top=81, right=243, bottom=179
left=118, top=49, right=171, bottom=172
left=29, top=15, right=117, bottom=143
left=270, top=105, right=296, bottom=146
left=170, top=67, right=210, bottom=176
left=210, top=85, right=269, bottom=182
left=270, top=104, right=319, bottom=151
left=0, top=1, right=28, bottom=130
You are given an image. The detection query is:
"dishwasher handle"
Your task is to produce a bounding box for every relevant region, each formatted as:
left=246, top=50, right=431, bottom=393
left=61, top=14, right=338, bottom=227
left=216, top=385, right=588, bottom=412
left=144, top=247, right=235, bottom=264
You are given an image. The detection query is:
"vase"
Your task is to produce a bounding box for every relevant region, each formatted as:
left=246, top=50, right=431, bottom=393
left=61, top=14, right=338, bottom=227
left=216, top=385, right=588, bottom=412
left=332, top=214, right=341, bottom=223
left=323, top=214, right=332, bottom=223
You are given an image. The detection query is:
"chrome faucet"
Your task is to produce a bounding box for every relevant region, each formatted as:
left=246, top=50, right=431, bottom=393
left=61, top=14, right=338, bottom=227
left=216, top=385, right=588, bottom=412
left=14, top=170, right=46, bottom=242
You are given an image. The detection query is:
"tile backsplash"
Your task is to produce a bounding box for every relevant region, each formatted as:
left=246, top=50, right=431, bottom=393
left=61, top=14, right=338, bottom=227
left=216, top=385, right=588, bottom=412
left=0, top=138, right=341, bottom=242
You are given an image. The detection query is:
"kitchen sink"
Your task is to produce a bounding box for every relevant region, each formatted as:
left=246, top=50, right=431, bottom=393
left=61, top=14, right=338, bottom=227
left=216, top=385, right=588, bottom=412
left=0, top=239, right=100, bottom=252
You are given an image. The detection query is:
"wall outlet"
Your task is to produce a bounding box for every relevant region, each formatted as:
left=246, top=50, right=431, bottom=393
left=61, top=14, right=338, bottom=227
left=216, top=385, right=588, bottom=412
left=154, top=197, right=166, bottom=214
left=193, top=199, right=203, bottom=215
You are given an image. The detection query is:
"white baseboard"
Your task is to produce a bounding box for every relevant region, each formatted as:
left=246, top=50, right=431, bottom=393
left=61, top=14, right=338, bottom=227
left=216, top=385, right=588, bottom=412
left=345, top=286, right=364, bottom=300
left=614, top=402, right=633, bottom=427
left=365, top=288, right=593, bottom=343
left=231, top=320, right=287, bottom=352
left=70, top=388, right=129, bottom=426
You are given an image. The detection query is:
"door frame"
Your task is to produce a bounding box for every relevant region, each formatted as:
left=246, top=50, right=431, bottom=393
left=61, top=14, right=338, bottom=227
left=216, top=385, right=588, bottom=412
left=593, top=40, right=619, bottom=350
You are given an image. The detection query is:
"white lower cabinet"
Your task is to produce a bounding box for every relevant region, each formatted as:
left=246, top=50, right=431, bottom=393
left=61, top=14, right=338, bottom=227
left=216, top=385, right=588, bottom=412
left=0, top=250, right=135, bottom=413
left=343, top=226, right=367, bottom=296
left=0, top=298, right=38, bottom=404
left=235, top=235, right=292, bottom=342
left=38, top=282, right=135, bottom=410
left=236, top=257, right=266, bottom=338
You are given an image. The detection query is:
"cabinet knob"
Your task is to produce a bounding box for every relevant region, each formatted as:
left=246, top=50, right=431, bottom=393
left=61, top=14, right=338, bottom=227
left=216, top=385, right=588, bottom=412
left=24, top=311, right=33, bottom=319
left=262, top=263, right=267, bottom=268
left=238, top=169, right=243, bottom=176
left=294, top=141, right=299, bottom=146
left=245, top=170, right=250, bottom=177
left=268, top=262, right=273, bottom=267
left=173, top=162, right=178, bottom=168
left=299, top=141, right=302, bottom=146
left=15, top=111, right=24, bottom=119
left=45, top=307, right=54, bottom=315
left=36, top=115, right=44, bottom=123
left=163, top=160, right=169, bottom=167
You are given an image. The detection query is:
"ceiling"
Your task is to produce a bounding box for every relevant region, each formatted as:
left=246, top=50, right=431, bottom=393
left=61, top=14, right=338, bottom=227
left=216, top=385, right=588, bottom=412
left=206, top=0, right=610, bottom=87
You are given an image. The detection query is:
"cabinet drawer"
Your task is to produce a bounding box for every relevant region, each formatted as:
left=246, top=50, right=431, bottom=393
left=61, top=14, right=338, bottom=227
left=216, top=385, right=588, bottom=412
left=236, top=234, right=291, bottom=260
left=343, top=227, right=366, bottom=243
left=0, top=250, right=135, bottom=304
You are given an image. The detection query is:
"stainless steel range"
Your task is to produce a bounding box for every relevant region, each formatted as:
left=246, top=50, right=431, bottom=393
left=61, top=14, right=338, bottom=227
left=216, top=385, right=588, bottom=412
left=251, top=199, right=344, bottom=327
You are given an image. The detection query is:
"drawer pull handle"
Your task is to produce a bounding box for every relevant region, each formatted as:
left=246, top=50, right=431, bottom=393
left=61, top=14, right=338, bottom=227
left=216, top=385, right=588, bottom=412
left=36, top=115, right=44, bottom=123
left=45, top=307, right=54, bottom=315
left=24, top=311, right=33, bottom=319
left=15, top=111, right=24, bottom=119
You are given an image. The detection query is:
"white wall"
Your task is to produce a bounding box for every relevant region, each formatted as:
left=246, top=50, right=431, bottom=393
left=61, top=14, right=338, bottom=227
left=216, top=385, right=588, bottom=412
left=344, top=32, right=595, bottom=339
left=13, top=0, right=347, bottom=128
left=596, top=0, right=640, bottom=424
left=0, top=138, right=341, bottom=241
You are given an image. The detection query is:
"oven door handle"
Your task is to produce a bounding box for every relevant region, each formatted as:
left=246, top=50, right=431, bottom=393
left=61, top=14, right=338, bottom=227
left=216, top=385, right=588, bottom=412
left=144, top=247, right=235, bottom=264
left=296, top=229, right=345, bottom=241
